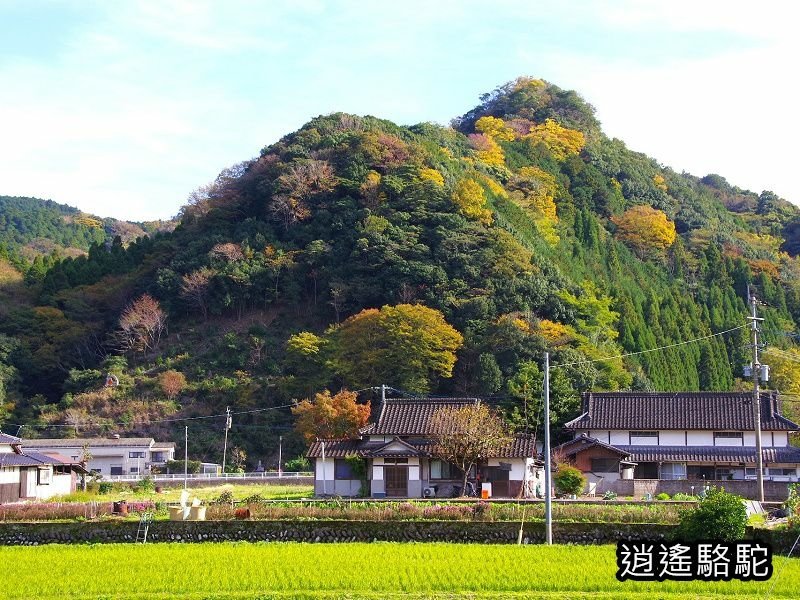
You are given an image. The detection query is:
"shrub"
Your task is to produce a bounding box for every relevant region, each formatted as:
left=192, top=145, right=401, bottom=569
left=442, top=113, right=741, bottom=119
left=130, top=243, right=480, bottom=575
left=554, top=465, right=585, bottom=496
left=211, top=490, right=236, bottom=505
left=134, top=477, right=155, bottom=493
left=655, top=493, right=670, bottom=501
left=98, top=481, right=114, bottom=494
left=284, top=457, right=311, bottom=472
left=786, top=483, right=799, bottom=515
left=671, top=493, right=696, bottom=501
left=677, top=487, right=747, bottom=542
left=602, top=490, right=617, bottom=501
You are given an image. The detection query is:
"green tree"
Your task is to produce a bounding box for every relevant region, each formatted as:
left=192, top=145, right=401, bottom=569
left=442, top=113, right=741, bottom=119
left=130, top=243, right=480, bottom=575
left=328, top=304, right=464, bottom=393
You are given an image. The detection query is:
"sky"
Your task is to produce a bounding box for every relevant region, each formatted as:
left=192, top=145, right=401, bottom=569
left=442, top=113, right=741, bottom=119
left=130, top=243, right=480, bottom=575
left=1, top=0, right=798, bottom=222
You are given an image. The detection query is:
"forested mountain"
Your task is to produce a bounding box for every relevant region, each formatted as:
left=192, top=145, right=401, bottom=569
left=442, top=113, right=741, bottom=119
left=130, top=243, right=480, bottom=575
left=0, top=195, right=175, bottom=265
left=1, top=77, right=799, bottom=468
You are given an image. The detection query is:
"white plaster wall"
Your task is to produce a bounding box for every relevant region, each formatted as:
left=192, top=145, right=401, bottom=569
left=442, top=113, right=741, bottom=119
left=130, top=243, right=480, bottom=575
left=687, top=431, right=713, bottom=445
left=659, top=431, right=685, bottom=445
left=372, top=466, right=383, bottom=480
left=609, top=431, right=628, bottom=445
left=0, top=466, right=19, bottom=483
left=37, top=474, right=73, bottom=500
left=774, top=432, right=789, bottom=447
left=716, top=436, right=744, bottom=447
left=486, top=458, right=526, bottom=480
left=409, top=466, right=419, bottom=481
left=0, top=444, right=14, bottom=454
left=314, top=457, right=334, bottom=481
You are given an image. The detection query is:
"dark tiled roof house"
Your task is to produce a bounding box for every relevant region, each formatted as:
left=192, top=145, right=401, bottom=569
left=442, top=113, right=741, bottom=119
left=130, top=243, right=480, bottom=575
left=560, top=391, right=800, bottom=499
left=307, top=397, right=539, bottom=499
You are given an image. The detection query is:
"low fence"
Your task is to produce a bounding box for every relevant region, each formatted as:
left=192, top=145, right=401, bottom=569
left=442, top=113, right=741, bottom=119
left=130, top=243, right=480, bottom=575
left=609, top=479, right=794, bottom=501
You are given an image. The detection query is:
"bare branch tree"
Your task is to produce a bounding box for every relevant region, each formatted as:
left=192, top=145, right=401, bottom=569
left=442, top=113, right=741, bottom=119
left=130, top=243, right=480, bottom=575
left=180, top=268, right=214, bottom=320
left=117, top=294, right=167, bottom=357
left=430, top=403, right=512, bottom=494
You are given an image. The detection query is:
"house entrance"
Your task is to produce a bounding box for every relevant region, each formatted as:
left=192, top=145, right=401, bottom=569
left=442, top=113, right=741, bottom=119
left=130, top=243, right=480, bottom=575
left=384, top=466, right=408, bottom=497
left=483, top=466, right=511, bottom=497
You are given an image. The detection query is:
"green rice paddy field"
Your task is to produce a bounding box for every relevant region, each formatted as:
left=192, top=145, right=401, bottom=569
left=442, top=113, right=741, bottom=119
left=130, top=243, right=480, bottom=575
left=0, top=543, right=798, bottom=599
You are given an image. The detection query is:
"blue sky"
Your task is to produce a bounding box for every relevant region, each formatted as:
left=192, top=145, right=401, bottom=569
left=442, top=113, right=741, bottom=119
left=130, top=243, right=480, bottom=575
left=0, top=1, right=797, bottom=221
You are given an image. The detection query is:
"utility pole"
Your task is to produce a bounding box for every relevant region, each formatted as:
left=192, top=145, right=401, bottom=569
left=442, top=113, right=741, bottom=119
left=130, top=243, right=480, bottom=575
left=278, top=435, right=283, bottom=477
left=543, top=352, right=553, bottom=545
left=222, top=406, right=232, bottom=474
left=748, top=288, right=766, bottom=503
left=321, top=440, right=327, bottom=496
left=184, top=426, right=188, bottom=490
left=380, top=383, right=386, bottom=404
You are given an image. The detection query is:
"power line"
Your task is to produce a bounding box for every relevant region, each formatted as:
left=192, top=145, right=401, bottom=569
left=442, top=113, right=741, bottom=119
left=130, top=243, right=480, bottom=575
left=552, top=324, right=748, bottom=369
left=1, top=402, right=297, bottom=431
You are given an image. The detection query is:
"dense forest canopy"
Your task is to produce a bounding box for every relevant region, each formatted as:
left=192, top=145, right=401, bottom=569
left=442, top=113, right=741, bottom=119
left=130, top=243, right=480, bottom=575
left=1, top=76, right=799, bottom=468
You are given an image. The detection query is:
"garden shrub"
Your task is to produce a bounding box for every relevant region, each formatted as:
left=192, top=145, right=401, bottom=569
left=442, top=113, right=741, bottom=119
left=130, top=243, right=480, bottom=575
left=602, top=490, right=617, bottom=501
left=284, top=457, right=311, bottom=472
left=134, top=477, right=155, bottom=493
left=554, top=465, right=585, bottom=496
left=98, top=481, right=114, bottom=494
left=671, top=493, right=695, bottom=501
left=677, top=487, right=747, bottom=542
left=655, top=493, right=670, bottom=501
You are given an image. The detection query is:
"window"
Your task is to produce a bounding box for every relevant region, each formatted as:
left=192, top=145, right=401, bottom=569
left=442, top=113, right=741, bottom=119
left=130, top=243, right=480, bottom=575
left=590, top=458, right=619, bottom=473
left=430, top=460, right=459, bottom=479
left=37, top=467, right=52, bottom=485
left=714, top=432, right=743, bottom=445
left=629, top=431, right=659, bottom=445
left=334, top=459, right=353, bottom=480
left=130, top=467, right=140, bottom=474
left=769, top=468, right=797, bottom=477
left=660, top=463, right=686, bottom=480
left=151, top=452, right=166, bottom=462
left=129, top=451, right=146, bottom=458
left=110, top=466, right=123, bottom=475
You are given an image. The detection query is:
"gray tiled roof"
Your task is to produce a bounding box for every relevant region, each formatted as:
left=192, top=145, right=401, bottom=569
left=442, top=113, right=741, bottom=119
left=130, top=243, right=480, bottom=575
left=619, top=445, right=800, bottom=464
left=23, top=437, right=157, bottom=448
left=306, top=434, right=537, bottom=459
left=565, top=391, right=798, bottom=431
left=372, top=398, right=480, bottom=435
left=0, top=432, right=22, bottom=445
left=0, top=453, right=50, bottom=467
left=306, top=439, right=379, bottom=458
left=555, top=434, right=631, bottom=458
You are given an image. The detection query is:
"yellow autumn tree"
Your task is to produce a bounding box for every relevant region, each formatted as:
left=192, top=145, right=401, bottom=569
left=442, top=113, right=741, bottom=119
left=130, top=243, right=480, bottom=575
left=468, top=133, right=505, bottom=167
left=452, top=178, right=492, bottom=225
left=419, top=168, right=445, bottom=186
left=523, top=119, right=585, bottom=160
left=508, top=166, right=559, bottom=244
left=653, top=174, right=668, bottom=191
left=475, top=116, right=516, bottom=141
left=611, top=205, right=677, bottom=257
left=327, top=304, right=464, bottom=393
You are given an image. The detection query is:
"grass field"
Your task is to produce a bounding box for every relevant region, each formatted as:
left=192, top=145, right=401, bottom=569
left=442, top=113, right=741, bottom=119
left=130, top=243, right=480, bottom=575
left=58, top=483, right=314, bottom=504
left=0, top=543, right=797, bottom=599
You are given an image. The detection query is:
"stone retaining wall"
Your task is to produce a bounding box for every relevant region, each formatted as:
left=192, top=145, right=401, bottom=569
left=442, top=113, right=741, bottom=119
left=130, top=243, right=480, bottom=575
left=0, top=520, right=675, bottom=546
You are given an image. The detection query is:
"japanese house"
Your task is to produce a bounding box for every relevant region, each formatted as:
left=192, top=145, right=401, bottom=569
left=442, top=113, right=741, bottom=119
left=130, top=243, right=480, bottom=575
left=306, top=397, right=540, bottom=498
left=560, top=391, right=800, bottom=499
left=0, top=431, right=87, bottom=503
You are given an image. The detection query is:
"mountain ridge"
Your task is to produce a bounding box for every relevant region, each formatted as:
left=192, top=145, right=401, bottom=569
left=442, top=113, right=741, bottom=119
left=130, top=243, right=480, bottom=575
left=1, top=76, right=798, bottom=467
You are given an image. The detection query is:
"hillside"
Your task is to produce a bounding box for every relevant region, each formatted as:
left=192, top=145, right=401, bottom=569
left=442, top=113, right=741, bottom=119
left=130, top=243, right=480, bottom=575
left=2, top=76, right=800, bottom=468
left=0, top=195, right=176, bottom=262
